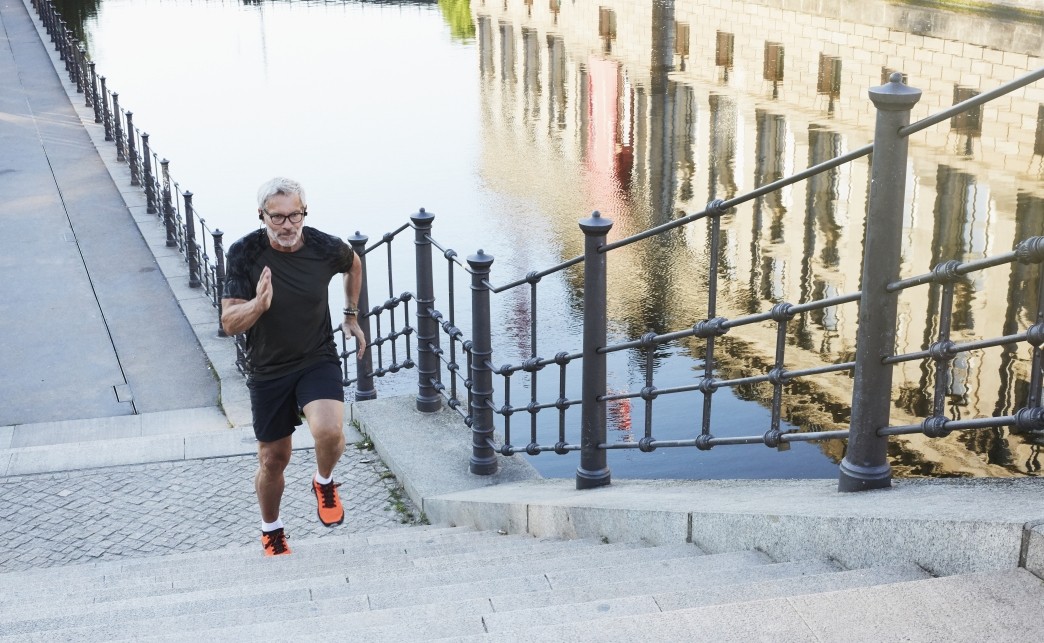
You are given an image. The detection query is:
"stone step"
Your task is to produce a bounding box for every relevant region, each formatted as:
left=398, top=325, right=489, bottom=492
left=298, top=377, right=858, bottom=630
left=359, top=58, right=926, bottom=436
left=0, top=524, right=467, bottom=586
left=480, top=564, right=933, bottom=633
left=487, top=558, right=847, bottom=612
left=0, top=539, right=708, bottom=606
left=0, top=407, right=230, bottom=448
left=341, top=545, right=746, bottom=595
left=364, top=558, right=840, bottom=612
left=450, top=569, right=1044, bottom=642
left=0, top=536, right=647, bottom=614
left=0, top=411, right=355, bottom=475
left=0, top=562, right=930, bottom=641
left=5, top=519, right=1037, bottom=643
left=0, top=428, right=254, bottom=476
left=98, top=564, right=950, bottom=642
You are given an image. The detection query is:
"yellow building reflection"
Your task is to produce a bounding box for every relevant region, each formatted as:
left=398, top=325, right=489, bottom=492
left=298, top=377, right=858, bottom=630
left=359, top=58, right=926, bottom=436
left=472, top=0, right=1044, bottom=476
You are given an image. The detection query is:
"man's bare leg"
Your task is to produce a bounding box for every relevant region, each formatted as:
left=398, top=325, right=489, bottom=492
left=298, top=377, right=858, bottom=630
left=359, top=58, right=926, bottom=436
left=256, top=435, right=292, bottom=523
left=304, top=398, right=345, bottom=478
left=304, top=398, right=346, bottom=526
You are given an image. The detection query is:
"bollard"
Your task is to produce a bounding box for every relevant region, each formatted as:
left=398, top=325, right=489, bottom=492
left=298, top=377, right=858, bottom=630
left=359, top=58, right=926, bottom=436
left=184, top=191, right=201, bottom=288
left=576, top=211, right=612, bottom=490
left=468, top=249, right=498, bottom=475
left=838, top=73, right=922, bottom=492
left=142, top=134, right=156, bottom=214
left=161, top=159, right=177, bottom=247
left=412, top=208, right=442, bottom=412
left=112, top=93, right=125, bottom=162
left=126, top=112, right=139, bottom=186
left=214, top=229, right=227, bottom=337
left=348, top=232, right=376, bottom=401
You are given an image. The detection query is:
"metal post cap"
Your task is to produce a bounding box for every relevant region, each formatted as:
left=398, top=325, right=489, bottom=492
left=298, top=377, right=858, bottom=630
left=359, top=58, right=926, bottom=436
left=468, top=249, right=494, bottom=267
left=410, top=207, right=434, bottom=224
left=579, top=210, right=613, bottom=233
left=868, top=72, right=922, bottom=110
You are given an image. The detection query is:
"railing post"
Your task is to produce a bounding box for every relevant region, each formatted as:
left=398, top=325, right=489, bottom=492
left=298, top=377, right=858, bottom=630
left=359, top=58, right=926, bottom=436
left=214, top=229, right=227, bottom=337
left=112, top=93, right=125, bottom=162
left=80, top=47, right=90, bottom=106
left=839, top=73, right=922, bottom=492
left=161, top=159, right=177, bottom=247
left=412, top=208, right=442, bottom=412
left=468, top=249, right=497, bottom=475
left=142, top=134, right=157, bottom=214
left=348, top=232, right=376, bottom=401
left=100, top=77, right=112, bottom=141
left=73, top=42, right=84, bottom=96
left=126, top=112, right=139, bottom=186
left=89, top=62, right=102, bottom=123
left=184, top=191, right=201, bottom=288
left=577, top=211, right=612, bottom=490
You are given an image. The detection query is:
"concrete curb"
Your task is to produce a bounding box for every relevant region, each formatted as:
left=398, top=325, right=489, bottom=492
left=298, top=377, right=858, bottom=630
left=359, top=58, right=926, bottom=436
left=354, top=395, right=1044, bottom=577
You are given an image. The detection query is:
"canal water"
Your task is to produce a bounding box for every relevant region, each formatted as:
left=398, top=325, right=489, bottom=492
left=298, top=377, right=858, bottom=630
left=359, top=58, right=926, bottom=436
left=61, top=0, right=1044, bottom=480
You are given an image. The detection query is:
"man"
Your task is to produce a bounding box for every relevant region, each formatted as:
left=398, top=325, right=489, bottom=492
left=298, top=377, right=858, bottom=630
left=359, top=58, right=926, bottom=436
left=221, top=177, right=367, bottom=557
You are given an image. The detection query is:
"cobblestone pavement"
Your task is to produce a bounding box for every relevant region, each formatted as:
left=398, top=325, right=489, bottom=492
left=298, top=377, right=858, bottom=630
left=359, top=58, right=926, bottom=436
left=0, top=442, right=422, bottom=572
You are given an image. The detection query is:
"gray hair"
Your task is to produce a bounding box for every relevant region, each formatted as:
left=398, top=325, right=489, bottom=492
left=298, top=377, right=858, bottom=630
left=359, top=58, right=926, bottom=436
left=257, top=177, right=307, bottom=211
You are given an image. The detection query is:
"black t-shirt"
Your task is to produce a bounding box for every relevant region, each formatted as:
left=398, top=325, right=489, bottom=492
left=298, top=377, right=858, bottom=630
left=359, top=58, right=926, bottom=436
left=224, top=227, right=354, bottom=380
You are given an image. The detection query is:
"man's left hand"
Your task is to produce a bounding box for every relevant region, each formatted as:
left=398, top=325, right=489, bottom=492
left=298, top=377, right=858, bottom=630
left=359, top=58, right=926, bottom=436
left=342, top=318, right=367, bottom=360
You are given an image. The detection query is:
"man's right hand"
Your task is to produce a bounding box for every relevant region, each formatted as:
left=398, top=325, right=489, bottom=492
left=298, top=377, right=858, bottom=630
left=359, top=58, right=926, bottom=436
left=220, top=266, right=273, bottom=335
left=256, top=266, right=273, bottom=312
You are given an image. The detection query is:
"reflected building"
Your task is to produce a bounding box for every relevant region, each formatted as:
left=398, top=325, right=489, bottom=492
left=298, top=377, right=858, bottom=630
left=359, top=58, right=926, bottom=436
left=471, top=0, right=1044, bottom=476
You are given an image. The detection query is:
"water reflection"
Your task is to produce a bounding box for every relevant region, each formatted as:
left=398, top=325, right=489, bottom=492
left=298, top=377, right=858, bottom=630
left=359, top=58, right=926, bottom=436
left=471, top=0, right=1044, bottom=477
left=62, top=0, right=1044, bottom=478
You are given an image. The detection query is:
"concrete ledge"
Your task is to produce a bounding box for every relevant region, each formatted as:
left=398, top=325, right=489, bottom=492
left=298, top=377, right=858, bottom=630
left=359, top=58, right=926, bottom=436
left=3, top=407, right=230, bottom=448
left=1024, top=521, right=1044, bottom=579
left=0, top=421, right=363, bottom=476
left=356, top=395, right=1044, bottom=576
left=351, top=395, right=541, bottom=520
left=422, top=478, right=1044, bottom=576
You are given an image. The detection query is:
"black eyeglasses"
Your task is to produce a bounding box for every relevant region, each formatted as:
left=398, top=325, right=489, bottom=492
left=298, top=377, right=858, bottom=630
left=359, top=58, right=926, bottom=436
left=263, top=210, right=307, bottom=225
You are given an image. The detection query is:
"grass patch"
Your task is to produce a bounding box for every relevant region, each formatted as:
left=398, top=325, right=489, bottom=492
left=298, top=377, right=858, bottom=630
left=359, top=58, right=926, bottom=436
left=388, top=486, right=418, bottom=524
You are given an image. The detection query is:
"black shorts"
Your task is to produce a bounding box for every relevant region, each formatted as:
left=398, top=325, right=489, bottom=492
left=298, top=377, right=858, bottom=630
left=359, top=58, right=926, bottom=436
left=248, top=360, right=344, bottom=443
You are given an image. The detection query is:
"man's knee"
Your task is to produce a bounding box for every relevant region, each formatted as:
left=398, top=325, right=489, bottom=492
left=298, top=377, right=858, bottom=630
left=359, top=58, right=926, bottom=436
left=258, top=439, right=292, bottom=472
left=310, top=421, right=344, bottom=446
left=303, top=399, right=344, bottom=440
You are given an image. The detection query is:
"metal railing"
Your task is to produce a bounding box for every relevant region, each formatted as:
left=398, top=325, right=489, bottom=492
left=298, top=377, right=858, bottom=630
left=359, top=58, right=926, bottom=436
left=30, top=0, right=417, bottom=397
left=34, top=0, right=1044, bottom=492
left=346, top=67, right=1044, bottom=492
left=32, top=0, right=229, bottom=335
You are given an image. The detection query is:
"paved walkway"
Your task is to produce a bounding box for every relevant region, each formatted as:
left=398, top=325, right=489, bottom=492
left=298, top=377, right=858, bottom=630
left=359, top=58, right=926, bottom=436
left=0, top=0, right=219, bottom=426
left=0, top=0, right=421, bottom=573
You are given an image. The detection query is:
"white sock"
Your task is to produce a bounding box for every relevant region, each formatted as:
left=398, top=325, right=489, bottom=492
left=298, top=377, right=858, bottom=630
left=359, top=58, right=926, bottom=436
left=315, top=471, right=332, bottom=485
left=262, top=518, right=284, bottom=533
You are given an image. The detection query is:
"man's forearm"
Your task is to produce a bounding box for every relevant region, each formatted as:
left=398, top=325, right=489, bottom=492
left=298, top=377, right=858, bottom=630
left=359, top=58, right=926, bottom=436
left=343, top=260, right=362, bottom=312
left=221, top=298, right=264, bottom=335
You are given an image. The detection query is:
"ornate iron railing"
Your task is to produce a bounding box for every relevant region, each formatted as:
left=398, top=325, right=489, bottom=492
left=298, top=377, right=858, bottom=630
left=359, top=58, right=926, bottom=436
left=345, top=67, right=1044, bottom=492
left=34, top=0, right=1044, bottom=492
left=32, top=0, right=229, bottom=335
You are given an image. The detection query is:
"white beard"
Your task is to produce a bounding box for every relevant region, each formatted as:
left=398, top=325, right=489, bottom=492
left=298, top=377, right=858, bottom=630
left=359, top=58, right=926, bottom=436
left=267, top=225, right=300, bottom=249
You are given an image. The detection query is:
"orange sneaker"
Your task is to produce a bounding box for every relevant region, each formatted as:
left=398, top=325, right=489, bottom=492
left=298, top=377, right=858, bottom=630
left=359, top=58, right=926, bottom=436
left=312, top=479, right=344, bottom=526
left=261, top=528, right=291, bottom=556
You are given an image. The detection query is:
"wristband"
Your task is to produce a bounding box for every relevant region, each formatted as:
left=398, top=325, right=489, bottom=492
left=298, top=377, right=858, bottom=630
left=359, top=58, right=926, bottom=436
left=343, top=307, right=358, bottom=317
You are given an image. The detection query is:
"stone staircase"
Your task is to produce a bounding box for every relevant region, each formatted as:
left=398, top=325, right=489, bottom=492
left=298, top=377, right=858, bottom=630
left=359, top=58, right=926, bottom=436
left=2, top=524, right=1041, bottom=641
left=0, top=408, right=250, bottom=477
